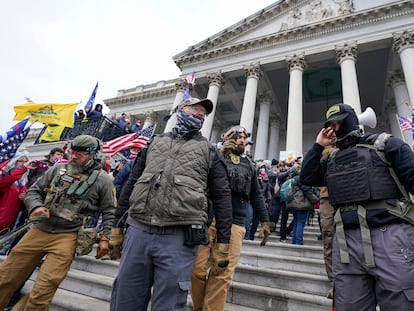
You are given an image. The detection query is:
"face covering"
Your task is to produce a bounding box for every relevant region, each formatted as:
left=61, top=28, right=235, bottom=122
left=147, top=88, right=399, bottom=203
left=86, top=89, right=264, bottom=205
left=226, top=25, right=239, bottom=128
left=259, top=168, right=266, bottom=174
left=176, top=109, right=204, bottom=135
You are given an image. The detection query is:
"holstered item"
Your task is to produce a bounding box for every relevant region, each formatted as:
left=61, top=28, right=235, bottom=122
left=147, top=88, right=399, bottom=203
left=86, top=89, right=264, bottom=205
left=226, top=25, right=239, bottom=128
left=386, top=199, right=414, bottom=225
left=183, top=224, right=209, bottom=246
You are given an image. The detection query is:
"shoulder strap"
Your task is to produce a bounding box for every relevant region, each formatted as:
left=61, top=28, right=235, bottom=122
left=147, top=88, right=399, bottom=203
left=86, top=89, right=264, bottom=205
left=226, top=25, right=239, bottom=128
left=72, top=170, right=101, bottom=196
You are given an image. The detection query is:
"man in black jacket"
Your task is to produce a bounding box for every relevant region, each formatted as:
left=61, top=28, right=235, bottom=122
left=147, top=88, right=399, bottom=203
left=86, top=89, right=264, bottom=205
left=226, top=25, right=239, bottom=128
left=191, top=125, right=270, bottom=311
left=300, top=103, right=414, bottom=310
left=110, top=97, right=232, bottom=311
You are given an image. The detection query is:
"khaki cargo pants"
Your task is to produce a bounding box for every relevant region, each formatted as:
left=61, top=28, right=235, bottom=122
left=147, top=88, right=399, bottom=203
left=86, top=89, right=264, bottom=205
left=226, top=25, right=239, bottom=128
left=0, top=227, right=77, bottom=311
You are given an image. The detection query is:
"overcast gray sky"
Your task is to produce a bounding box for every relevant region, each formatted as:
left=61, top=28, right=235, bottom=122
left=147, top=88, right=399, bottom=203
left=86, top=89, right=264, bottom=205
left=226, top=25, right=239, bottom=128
left=0, top=0, right=276, bottom=133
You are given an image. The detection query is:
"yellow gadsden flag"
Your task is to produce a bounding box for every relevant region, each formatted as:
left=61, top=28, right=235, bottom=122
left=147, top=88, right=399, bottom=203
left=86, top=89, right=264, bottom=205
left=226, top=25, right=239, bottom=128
left=38, top=124, right=66, bottom=142
left=13, top=102, right=78, bottom=128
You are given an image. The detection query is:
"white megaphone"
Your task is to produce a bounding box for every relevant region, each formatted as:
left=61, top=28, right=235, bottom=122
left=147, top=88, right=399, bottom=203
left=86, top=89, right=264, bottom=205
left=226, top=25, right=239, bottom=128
left=357, top=107, right=377, bottom=128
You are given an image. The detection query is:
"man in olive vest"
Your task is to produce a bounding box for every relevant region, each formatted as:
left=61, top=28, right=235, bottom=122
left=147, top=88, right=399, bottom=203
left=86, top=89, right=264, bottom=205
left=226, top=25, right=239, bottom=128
left=0, top=135, right=115, bottom=310
left=110, top=97, right=232, bottom=311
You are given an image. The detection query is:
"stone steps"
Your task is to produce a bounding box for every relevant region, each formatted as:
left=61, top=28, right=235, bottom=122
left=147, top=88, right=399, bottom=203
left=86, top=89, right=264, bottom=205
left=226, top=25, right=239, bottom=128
left=241, top=240, right=324, bottom=260
left=0, top=219, right=330, bottom=311
left=22, top=278, right=263, bottom=311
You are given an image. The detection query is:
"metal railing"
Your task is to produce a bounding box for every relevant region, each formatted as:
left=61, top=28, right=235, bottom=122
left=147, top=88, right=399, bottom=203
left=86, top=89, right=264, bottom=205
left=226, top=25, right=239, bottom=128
left=34, top=116, right=128, bottom=144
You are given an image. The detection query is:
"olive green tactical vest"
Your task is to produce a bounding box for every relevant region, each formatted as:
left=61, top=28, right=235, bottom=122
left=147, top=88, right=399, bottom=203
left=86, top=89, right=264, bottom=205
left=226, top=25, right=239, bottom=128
left=129, top=134, right=209, bottom=226
left=44, top=166, right=100, bottom=223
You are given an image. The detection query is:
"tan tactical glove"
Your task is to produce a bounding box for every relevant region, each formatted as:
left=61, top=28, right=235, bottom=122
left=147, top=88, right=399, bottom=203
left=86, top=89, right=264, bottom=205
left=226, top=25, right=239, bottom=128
left=96, top=235, right=110, bottom=259
left=109, top=228, right=124, bottom=260
left=210, top=243, right=229, bottom=276
left=260, top=222, right=271, bottom=246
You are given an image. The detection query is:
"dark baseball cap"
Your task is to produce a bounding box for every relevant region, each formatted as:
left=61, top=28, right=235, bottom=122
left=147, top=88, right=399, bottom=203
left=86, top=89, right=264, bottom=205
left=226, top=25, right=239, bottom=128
left=324, top=104, right=355, bottom=127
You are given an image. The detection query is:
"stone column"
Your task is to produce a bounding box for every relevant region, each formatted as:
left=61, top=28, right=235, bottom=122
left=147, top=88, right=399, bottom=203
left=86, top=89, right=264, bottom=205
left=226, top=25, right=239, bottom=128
left=210, top=126, right=222, bottom=145
left=286, top=54, right=306, bottom=156
left=143, top=111, right=157, bottom=130
left=335, top=43, right=362, bottom=116
left=201, top=72, right=225, bottom=140
left=240, top=64, right=261, bottom=136
left=164, top=80, right=186, bottom=133
left=384, top=101, right=403, bottom=139
left=267, top=116, right=281, bottom=161
left=254, top=93, right=272, bottom=161
left=388, top=70, right=412, bottom=144
left=393, top=30, right=414, bottom=115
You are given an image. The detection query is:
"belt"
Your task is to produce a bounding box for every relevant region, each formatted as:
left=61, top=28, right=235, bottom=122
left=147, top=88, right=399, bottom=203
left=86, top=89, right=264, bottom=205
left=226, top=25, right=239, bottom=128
left=134, top=221, right=184, bottom=235
left=337, top=204, right=359, bottom=212
left=337, top=201, right=389, bottom=213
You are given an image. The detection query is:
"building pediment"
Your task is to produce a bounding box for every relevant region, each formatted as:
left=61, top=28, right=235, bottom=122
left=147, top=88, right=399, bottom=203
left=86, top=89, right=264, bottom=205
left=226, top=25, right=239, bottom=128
left=173, top=0, right=412, bottom=69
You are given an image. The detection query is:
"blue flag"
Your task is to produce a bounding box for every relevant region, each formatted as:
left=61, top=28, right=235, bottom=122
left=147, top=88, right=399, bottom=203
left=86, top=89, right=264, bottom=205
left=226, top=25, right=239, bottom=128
left=84, top=82, right=99, bottom=114
left=182, top=85, right=190, bottom=101
left=0, top=118, right=29, bottom=144
left=0, top=118, right=31, bottom=163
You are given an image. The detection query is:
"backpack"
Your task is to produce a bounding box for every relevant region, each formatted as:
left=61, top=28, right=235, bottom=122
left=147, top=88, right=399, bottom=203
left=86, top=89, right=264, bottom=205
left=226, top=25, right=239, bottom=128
left=280, top=178, right=296, bottom=202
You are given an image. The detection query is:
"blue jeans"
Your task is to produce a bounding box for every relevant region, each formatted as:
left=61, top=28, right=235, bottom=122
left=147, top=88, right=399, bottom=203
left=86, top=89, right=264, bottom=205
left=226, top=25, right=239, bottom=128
left=292, top=210, right=309, bottom=245
left=110, top=222, right=198, bottom=311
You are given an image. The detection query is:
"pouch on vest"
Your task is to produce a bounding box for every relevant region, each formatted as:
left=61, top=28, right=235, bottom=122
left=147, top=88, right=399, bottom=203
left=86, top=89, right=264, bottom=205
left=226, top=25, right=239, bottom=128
left=75, top=226, right=97, bottom=256
left=75, top=213, right=100, bottom=256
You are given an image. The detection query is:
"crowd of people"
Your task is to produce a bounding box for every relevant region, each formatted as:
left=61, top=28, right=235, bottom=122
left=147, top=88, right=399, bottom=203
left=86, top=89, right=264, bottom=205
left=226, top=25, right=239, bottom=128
left=75, top=105, right=143, bottom=135
left=0, top=98, right=413, bottom=311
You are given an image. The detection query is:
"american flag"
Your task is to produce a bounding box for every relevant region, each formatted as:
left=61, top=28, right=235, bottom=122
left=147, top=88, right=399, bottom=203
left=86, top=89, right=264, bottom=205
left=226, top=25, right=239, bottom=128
left=0, top=118, right=31, bottom=163
left=102, top=124, right=155, bottom=156
left=185, top=73, right=196, bottom=86
left=398, top=115, right=412, bottom=132
left=102, top=133, right=137, bottom=156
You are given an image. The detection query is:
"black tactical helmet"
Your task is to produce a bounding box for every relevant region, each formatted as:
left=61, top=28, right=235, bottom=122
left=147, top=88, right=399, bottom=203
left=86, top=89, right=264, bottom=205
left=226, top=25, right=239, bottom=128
left=70, top=135, right=101, bottom=153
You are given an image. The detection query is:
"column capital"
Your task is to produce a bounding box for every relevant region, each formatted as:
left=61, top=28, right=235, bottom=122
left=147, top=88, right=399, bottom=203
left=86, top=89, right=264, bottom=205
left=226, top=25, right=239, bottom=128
left=144, top=111, right=158, bottom=123
left=392, top=30, right=414, bottom=54
left=258, top=92, right=272, bottom=105
left=286, top=54, right=306, bottom=72
left=270, top=117, right=280, bottom=127
left=388, top=70, right=406, bottom=88
left=335, top=42, right=358, bottom=64
left=206, top=71, right=225, bottom=87
left=243, top=63, right=262, bottom=79
left=175, top=81, right=187, bottom=92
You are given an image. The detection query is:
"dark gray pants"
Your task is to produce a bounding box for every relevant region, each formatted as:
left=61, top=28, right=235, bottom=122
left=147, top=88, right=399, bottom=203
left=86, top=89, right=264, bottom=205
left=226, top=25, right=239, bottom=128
left=110, top=223, right=198, bottom=311
left=333, top=223, right=414, bottom=311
